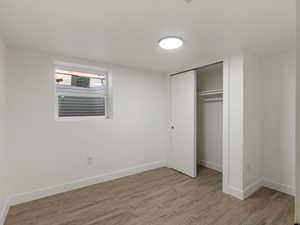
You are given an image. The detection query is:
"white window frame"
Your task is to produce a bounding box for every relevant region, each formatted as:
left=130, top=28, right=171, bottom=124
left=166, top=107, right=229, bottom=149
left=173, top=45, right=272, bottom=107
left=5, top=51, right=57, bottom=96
left=54, top=61, right=113, bottom=121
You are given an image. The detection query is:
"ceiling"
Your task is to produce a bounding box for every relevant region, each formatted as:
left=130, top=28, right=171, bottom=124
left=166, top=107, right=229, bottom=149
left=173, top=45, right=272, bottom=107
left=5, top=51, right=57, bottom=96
left=0, top=0, right=295, bottom=74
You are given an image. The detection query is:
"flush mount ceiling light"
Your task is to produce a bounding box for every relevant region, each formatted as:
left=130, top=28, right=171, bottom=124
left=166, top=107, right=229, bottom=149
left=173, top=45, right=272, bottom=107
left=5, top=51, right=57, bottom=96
left=158, top=37, right=183, bottom=50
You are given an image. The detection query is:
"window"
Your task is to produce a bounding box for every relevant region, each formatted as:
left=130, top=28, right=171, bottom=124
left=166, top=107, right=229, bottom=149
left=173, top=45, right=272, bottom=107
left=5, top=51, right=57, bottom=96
left=55, top=63, right=111, bottom=119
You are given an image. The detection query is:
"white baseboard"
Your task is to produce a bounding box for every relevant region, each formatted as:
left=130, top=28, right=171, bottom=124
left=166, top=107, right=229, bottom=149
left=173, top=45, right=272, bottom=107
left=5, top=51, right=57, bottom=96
left=224, top=178, right=294, bottom=201
left=4, top=161, right=295, bottom=218
left=243, top=179, right=264, bottom=199
left=223, top=185, right=244, bottom=200
left=223, top=179, right=264, bottom=200
left=0, top=199, right=10, bottom=225
left=198, top=160, right=222, bottom=172
left=263, top=178, right=295, bottom=196
left=225, top=178, right=295, bottom=201
left=9, top=160, right=167, bottom=206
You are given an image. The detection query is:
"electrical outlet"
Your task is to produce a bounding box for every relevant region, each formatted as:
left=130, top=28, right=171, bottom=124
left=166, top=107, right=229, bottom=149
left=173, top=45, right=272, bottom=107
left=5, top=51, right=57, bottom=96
left=88, top=157, right=93, bottom=165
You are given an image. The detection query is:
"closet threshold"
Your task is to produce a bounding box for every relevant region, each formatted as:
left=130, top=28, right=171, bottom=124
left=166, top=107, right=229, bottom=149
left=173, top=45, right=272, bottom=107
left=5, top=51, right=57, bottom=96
left=198, top=89, right=223, bottom=96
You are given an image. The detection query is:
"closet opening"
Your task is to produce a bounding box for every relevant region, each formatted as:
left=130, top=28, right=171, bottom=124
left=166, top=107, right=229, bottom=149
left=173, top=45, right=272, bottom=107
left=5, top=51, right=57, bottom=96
left=196, top=62, right=223, bottom=177
left=169, top=60, right=224, bottom=182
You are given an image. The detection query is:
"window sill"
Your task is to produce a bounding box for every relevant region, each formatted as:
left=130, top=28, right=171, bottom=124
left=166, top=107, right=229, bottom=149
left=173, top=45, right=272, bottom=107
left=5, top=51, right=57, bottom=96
left=55, top=116, right=108, bottom=122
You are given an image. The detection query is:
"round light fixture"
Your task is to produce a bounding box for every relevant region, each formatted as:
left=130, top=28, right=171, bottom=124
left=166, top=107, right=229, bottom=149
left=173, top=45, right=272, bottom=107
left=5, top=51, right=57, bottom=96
left=158, top=37, right=183, bottom=50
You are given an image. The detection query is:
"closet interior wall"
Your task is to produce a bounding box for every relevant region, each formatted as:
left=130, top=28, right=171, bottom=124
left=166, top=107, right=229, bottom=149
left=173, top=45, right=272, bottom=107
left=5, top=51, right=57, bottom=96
left=197, top=63, right=223, bottom=172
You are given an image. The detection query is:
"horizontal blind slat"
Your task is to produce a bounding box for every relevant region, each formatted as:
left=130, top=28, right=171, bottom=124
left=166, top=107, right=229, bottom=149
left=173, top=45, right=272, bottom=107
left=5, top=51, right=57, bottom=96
left=58, top=96, right=105, bottom=117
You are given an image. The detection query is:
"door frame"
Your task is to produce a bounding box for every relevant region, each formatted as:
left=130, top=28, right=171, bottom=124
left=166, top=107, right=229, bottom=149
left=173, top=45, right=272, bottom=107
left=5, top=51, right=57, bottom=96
left=222, top=59, right=230, bottom=195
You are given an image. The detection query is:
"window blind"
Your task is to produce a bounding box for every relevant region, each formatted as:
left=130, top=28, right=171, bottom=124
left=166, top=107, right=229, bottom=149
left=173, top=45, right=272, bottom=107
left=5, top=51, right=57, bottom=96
left=58, top=96, right=105, bottom=117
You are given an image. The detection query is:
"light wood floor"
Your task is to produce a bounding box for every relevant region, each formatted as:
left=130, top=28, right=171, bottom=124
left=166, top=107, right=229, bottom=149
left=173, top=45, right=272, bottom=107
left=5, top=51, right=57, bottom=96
left=5, top=167, right=294, bottom=225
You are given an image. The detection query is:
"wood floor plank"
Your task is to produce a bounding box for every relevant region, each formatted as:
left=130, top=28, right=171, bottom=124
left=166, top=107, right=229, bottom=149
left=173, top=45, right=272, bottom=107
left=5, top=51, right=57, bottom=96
left=4, top=167, right=294, bottom=225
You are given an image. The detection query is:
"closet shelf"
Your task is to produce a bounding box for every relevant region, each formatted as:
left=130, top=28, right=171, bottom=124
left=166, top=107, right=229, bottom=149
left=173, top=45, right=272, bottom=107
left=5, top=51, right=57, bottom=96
left=198, top=89, right=223, bottom=96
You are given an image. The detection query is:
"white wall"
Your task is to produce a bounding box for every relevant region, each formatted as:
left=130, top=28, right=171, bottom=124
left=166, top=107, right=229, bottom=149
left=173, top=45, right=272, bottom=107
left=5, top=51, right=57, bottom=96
left=5, top=48, right=170, bottom=204
left=243, top=53, right=263, bottom=192
left=2, top=46, right=296, bottom=213
left=261, top=51, right=296, bottom=196
left=237, top=51, right=296, bottom=198
left=0, top=37, right=9, bottom=225
left=296, top=1, right=300, bottom=221
left=223, top=55, right=245, bottom=199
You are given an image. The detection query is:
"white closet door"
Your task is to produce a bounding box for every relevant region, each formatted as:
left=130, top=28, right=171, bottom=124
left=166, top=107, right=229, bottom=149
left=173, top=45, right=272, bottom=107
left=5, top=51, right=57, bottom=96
left=170, top=70, right=196, bottom=177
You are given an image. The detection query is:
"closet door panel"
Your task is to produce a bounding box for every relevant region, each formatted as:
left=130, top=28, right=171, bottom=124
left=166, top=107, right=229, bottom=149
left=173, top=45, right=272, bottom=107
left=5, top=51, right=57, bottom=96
left=170, top=70, right=196, bottom=177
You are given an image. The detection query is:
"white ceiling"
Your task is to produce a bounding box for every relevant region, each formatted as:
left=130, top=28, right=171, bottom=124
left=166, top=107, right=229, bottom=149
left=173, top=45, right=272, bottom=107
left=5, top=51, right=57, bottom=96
left=0, top=0, right=295, bottom=74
